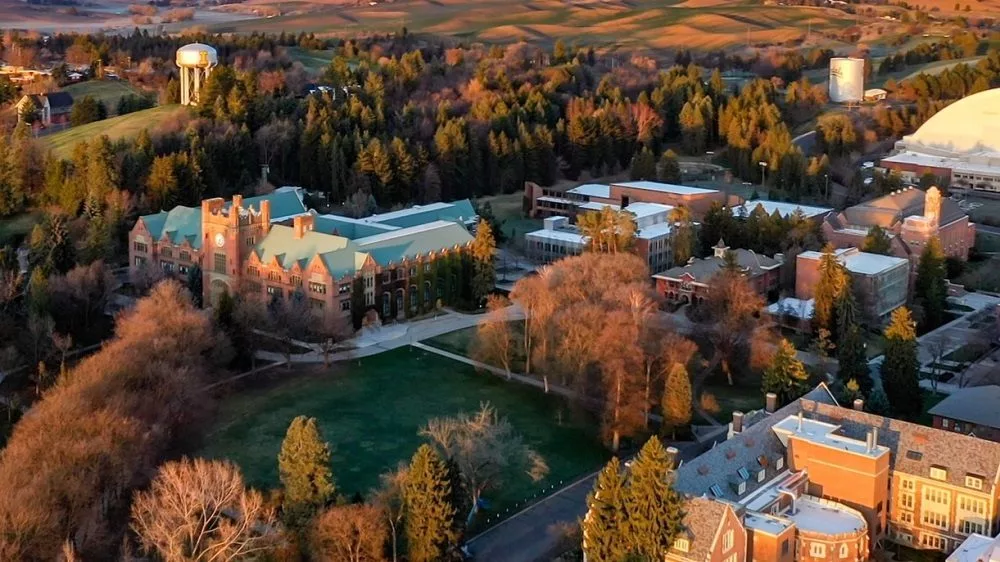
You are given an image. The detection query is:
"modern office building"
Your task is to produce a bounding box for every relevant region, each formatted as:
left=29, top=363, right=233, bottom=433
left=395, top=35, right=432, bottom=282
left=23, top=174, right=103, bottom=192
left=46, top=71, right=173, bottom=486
left=795, top=247, right=910, bottom=324
left=526, top=180, right=725, bottom=220
left=128, top=188, right=478, bottom=326
left=524, top=202, right=674, bottom=273
left=880, top=88, right=1000, bottom=195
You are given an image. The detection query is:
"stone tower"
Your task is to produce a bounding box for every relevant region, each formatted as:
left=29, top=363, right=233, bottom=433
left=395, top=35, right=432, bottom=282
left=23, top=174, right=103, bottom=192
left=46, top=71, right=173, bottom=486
left=201, top=195, right=271, bottom=305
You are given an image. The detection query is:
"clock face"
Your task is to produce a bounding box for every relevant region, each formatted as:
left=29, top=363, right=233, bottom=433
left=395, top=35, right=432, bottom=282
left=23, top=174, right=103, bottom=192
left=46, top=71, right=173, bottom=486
left=214, top=233, right=225, bottom=248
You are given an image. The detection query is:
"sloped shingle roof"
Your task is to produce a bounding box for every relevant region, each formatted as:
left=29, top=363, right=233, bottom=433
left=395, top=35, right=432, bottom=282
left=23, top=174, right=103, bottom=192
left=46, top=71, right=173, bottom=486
left=927, top=385, right=1000, bottom=430
left=674, top=385, right=838, bottom=502
left=653, top=249, right=781, bottom=284
left=668, top=497, right=731, bottom=562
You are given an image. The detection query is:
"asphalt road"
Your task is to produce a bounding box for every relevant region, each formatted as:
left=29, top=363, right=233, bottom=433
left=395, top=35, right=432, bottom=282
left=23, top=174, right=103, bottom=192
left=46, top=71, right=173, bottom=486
left=465, top=441, right=707, bottom=562
left=792, top=130, right=817, bottom=156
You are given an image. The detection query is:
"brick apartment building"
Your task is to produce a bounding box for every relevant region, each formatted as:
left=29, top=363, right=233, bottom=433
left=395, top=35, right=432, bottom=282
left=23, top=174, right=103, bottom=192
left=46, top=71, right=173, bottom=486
left=129, top=188, right=478, bottom=326
left=823, top=186, right=975, bottom=265
left=652, top=241, right=783, bottom=305
left=526, top=180, right=726, bottom=220
left=654, top=384, right=1000, bottom=561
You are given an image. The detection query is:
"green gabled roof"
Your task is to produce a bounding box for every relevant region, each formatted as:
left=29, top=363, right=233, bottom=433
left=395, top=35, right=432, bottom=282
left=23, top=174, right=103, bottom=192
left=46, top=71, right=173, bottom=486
left=314, top=214, right=397, bottom=240
left=355, top=220, right=472, bottom=266
left=364, top=200, right=478, bottom=229
left=253, top=225, right=353, bottom=270
left=234, top=189, right=308, bottom=220
left=320, top=250, right=371, bottom=279
left=141, top=205, right=202, bottom=249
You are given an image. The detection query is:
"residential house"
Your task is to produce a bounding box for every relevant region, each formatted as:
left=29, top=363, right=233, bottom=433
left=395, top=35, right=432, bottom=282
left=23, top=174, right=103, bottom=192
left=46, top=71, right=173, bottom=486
left=16, top=92, right=73, bottom=127
left=652, top=240, right=782, bottom=305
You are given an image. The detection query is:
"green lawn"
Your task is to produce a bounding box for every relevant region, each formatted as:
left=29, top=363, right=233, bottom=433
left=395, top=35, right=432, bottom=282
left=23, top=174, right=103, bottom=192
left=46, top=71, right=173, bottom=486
left=42, top=105, right=184, bottom=160
left=701, top=381, right=764, bottom=426
left=201, top=347, right=607, bottom=512
left=62, top=80, right=144, bottom=114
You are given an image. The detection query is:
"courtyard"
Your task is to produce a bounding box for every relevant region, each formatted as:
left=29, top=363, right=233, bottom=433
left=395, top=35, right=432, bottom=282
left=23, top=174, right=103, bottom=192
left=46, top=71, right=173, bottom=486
left=201, top=347, right=608, bottom=515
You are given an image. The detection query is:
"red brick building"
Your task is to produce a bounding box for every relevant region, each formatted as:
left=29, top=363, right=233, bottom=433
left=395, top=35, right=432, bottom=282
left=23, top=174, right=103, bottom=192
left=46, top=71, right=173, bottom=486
left=526, top=180, right=725, bottom=220
left=928, top=386, right=1000, bottom=443
left=652, top=241, right=782, bottom=305
left=822, top=186, right=975, bottom=266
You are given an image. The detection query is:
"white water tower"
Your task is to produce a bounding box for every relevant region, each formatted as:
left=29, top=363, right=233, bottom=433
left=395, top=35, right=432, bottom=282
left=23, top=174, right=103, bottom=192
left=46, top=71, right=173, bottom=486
left=829, top=57, right=865, bottom=103
left=176, top=43, right=218, bottom=106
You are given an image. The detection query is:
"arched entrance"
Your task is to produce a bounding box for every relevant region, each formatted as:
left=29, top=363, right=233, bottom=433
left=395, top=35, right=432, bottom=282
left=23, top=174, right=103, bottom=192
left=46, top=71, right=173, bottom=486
left=209, top=278, right=230, bottom=307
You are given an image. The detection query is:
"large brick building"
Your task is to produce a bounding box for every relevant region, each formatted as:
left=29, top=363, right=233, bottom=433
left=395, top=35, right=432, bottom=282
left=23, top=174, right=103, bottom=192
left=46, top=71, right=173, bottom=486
left=928, top=386, right=1000, bottom=443
left=526, top=180, right=726, bottom=220
left=795, top=247, right=910, bottom=324
left=823, top=186, right=975, bottom=265
left=656, top=384, right=1000, bottom=561
left=129, top=188, right=478, bottom=327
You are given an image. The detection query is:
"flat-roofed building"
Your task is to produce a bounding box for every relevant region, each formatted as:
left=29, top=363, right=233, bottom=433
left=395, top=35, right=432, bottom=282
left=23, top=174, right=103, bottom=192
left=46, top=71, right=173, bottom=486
left=732, top=200, right=833, bottom=222
left=525, top=179, right=725, bottom=220
left=796, top=247, right=910, bottom=324
left=524, top=202, right=674, bottom=272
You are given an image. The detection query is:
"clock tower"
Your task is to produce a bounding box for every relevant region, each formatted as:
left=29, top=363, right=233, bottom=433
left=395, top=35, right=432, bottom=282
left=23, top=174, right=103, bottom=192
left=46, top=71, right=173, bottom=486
left=201, top=195, right=271, bottom=306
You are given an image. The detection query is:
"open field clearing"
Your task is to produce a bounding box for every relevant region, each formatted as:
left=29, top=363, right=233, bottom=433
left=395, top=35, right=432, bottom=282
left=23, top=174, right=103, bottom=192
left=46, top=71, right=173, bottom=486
left=62, top=80, right=145, bottom=114
left=212, top=0, right=857, bottom=50
left=42, top=105, right=185, bottom=160
left=201, top=347, right=607, bottom=508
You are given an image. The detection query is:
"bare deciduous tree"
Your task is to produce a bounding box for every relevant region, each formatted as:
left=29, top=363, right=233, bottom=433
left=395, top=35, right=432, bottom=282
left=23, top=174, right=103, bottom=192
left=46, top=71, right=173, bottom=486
left=471, top=295, right=514, bottom=378
left=372, top=465, right=409, bottom=562
left=310, top=504, right=388, bottom=562
left=131, top=458, right=277, bottom=562
left=421, top=402, right=548, bottom=523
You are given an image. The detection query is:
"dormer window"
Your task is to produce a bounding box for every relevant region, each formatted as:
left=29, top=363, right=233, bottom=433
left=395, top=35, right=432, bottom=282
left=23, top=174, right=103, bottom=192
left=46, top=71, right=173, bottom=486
left=738, top=467, right=750, bottom=480
left=673, top=538, right=690, bottom=553
left=710, top=484, right=724, bottom=498
left=930, top=466, right=947, bottom=481
left=776, top=456, right=784, bottom=470
left=737, top=480, right=746, bottom=495
left=966, top=475, right=984, bottom=490
left=757, top=469, right=766, bottom=483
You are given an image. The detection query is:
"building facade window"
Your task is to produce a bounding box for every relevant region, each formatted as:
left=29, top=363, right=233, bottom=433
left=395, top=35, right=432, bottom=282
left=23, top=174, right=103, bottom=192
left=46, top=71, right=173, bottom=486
left=161, top=247, right=172, bottom=258
left=180, top=251, right=191, bottom=262
left=900, top=493, right=914, bottom=509
left=309, top=282, right=327, bottom=294
left=930, top=467, right=948, bottom=481
left=900, top=477, right=914, bottom=491
left=266, top=286, right=281, bottom=296
left=268, top=271, right=282, bottom=282
left=309, top=298, right=324, bottom=310
left=179, top=264, right=190, bottom=275
left=921, top=510, right=949, bottom=530
left=214, top=253, right=226, bottom=274
left=923, top=487, right=950, bottom=506
left=810, top=542, right=826, bottom=557
left=248, top=266, right=260, bottom=277
left=133, top=241, right=148, bottom=253
left=958, top=495, right=986, bottom=515
left=899, top=511, right=913, bottom=524
left=966, top=476, right=984, bottom=490
left=839, top=543, right=848, bottom=558
left=291, top=275, right=302, bottom=288
left=960, top=520, right=985, bottom=535
left=339, top=283, right=351, bottom=295
left=340, top=300, right=351, bottom=311
left=161, top=260, right=173, bottom=272
left=722, top=529, right=734, bottom=551
left=920, top=534, right=946, bottom=550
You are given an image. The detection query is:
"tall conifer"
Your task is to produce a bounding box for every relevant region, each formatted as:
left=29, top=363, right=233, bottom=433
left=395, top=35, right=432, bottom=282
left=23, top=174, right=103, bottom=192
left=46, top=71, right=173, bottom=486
left=404, top=444, right=458, bottom=562
left=624, top=437, right=685, bottom=560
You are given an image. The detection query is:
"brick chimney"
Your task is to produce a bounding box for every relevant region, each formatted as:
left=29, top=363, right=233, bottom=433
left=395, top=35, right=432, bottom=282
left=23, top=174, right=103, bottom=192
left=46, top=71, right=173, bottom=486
left=293, top=214, right=314, bottom=239
left=853, top=398, right=864, bottom=411
left=260, top=199, right=271, bottom=225
left=765, top=392, right=778, bottom=413
left=232, top=194, right=243, bottom=211
left=665, top=446, right=679, bottom=469
left=732, top=411, right=744, bottom=434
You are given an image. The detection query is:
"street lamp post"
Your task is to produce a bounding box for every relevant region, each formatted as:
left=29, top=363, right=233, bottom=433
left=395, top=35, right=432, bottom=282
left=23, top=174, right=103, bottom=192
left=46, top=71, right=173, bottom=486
left=825, top=173, right=830, bottom=201
left=758, top=161, right=768, bottom=190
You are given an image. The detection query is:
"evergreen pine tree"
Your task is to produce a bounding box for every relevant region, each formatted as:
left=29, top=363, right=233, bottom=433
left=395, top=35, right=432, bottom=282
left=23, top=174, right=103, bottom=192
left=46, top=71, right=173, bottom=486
left=658, top=149, right=682, bottom=184
left=278, top=416, right=336, bottom=526
left=404, top=444, right=458, bottom=562
left=629, top=146, right=656, bottom=181
left=187, top=264, right=203, bottom=308
left=470, top=219, right=496, bottom=306
left=838, top=325, right=872, bottom=396
left=880, top=307, right=922, bottom=420
left=624, top=437, right=685, bottom=560
left=914, top=237, right=948, bottom=330
left=762, top=339, right=809, bottom=406
left=582, top=458, right=629, bottom=562
left=867, top=387, right=891, bottom=415
left=668, top=206, right=694, bottom=266
left=813, top=244, right=847, bottom=335
left=862, top=225, right=892, bottom=255
left=662, top=364, right=692, bottom=439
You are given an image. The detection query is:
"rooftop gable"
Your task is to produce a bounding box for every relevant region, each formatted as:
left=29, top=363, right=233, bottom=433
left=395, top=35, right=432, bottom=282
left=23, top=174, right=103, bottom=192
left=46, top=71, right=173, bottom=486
left=668, top=498, right=732, bottom=561
left=354, top=220, right=473, bottom=265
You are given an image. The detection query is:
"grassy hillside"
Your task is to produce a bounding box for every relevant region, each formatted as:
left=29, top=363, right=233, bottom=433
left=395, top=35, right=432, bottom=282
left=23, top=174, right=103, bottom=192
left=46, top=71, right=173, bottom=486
left=62, top=80, right=144, bottom=115
left=215, top=0, right=856, bottom=50
left=42, top=105, right=186, bottom=160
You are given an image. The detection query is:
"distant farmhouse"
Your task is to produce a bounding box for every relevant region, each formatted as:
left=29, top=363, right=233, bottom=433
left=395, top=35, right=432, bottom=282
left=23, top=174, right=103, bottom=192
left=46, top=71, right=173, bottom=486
left=16, top=92, right=73, bottom=127
left=129, top=188, right=479, bottom=327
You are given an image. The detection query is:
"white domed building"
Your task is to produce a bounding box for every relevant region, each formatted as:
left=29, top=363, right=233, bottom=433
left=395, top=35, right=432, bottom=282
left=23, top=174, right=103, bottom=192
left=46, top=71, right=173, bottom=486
left=880, top=88, right=1000, bottom=194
